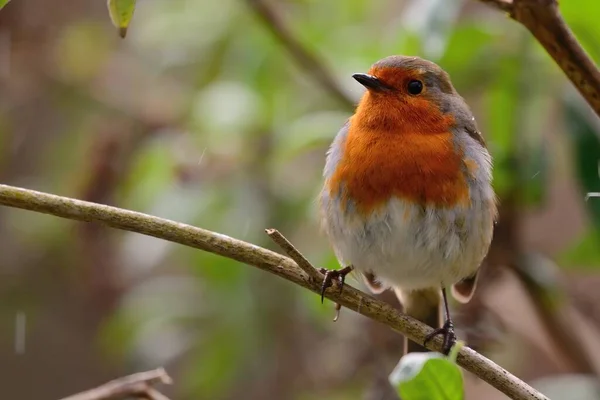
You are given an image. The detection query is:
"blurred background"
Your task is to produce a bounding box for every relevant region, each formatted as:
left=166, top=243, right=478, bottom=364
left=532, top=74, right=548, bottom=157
left=1, top=0, right=600, bottom=399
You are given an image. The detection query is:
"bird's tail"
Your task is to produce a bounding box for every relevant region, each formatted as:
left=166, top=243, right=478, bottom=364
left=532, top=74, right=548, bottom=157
left=394, top=287, right=441, bottom=354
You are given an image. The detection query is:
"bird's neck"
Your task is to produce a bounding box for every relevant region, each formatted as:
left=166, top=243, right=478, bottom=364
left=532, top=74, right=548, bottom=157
left=353, top=94, right=452, bottom=135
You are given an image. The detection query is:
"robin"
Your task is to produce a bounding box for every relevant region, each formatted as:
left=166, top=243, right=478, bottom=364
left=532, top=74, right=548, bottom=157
left=318, top=55, right=497, bottom=354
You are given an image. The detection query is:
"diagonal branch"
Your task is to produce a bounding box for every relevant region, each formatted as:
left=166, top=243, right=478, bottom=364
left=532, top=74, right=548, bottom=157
left=266, top=228, right=323, bottom=282
left=59, top=368, right=172, bottom=400
left=0, top=184, right=548, bottom=400
left=478, top=0, right=600, bottom=117
left=245, top=0, right=354, bottom=110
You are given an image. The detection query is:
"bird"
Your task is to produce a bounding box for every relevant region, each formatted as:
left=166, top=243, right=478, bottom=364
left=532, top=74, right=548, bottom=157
left=318, top=55, right=497, bottom=354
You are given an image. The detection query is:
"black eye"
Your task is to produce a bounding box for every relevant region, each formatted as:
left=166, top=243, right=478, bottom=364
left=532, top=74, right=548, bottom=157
left=407, top=80, right=423, bottom=95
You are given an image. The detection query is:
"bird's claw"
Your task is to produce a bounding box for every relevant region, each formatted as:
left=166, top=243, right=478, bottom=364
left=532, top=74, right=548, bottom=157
left=423, top=319, right=457, bottom=355
left=318, top=265, right=353, bottom=303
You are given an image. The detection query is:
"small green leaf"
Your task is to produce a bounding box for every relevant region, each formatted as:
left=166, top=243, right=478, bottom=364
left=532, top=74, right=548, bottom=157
left=107, top=0, right=136, bottom=38
left=447, top=340, right=465, bottom=364
left=389, top=352, right=464, bottom=400
left=0, top=0, right=11, bottom=11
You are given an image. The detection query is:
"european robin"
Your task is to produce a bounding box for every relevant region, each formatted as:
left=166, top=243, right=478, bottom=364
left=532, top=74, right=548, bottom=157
left=318, top=55, right=497, bottom=354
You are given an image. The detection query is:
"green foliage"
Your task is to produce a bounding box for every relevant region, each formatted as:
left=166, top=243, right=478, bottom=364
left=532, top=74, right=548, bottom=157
left=559, top=94, right=600, bottom=267
left=560, top=230, right=600, bottom=268
left=562, top=0, right=600, bottom=64
left=400, top=0, right=465, bottom=60
left=389, top=345, right=465, bottom=400
left=0, top=0, right=10, bottom=10
left=564, top=96, right=600, bottom=229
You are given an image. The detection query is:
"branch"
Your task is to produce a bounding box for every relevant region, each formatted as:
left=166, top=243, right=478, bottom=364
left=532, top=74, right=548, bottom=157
left=0, top=184, right=548, bottom=400
left=59, top=368, right=172, bottom=400
left=479, top=0, right=600, bottom=117
left=245, top=0, right=354, bottom=110
left=266, top=228, right=323, bottom=282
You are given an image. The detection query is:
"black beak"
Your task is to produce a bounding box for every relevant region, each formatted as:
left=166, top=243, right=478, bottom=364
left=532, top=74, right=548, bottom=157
left=352, top=73, right=389, bottom=92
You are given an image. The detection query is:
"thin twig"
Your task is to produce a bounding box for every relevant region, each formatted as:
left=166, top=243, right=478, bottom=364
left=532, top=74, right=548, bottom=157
left=59, top=368, right=172, bottom=400
left=0, top=184, right=548, bottom=400
left=266, top=228, right=323, bottom=282
left=478, top=0, right=600, bottom=118
left=245, top=0, right=354, bottom=110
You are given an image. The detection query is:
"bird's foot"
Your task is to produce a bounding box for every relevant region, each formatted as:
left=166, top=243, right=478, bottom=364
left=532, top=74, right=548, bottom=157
left=318, top=265, right=354, bottom=303
left=423, top=319, right=457, bottom=355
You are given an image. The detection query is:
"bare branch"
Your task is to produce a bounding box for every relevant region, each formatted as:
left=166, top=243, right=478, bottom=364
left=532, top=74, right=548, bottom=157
left=478, top=0, right=600, bottom=117
left=245, top=0, right=354, bottom=110
left=0, top=184, right=548, bottom=400
left=266, top=228, right=323, bottom=282
left=59, top=368, right=172, bottom=400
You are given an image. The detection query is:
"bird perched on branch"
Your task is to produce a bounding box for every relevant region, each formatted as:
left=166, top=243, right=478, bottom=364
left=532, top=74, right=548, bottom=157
left=318, top=55, right=497, bottom=354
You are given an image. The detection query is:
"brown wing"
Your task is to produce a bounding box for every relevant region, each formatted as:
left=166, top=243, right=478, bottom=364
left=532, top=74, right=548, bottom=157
left=465, top=126, right=487, bottom=148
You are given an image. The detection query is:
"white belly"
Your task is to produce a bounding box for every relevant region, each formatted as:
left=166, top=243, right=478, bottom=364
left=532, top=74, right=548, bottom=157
left=320, top=196, right=494, bottom=290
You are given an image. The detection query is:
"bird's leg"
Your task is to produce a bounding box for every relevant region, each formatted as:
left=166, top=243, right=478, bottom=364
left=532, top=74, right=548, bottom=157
left=318, top=265, right=354, bottom=303
left=423, top=287, right=457, bottom=355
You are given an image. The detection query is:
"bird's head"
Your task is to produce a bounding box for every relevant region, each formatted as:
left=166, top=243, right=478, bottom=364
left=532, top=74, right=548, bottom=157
left=352, top=55, right=473, bottom=133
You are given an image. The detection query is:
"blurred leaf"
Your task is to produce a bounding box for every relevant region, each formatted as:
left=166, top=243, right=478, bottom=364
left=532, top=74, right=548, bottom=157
left=438, top=23, right=495, bottom=80
left=561, top=0, right=600, bottom=64
left=118, top=138, right=177, bottom=212
left=485, top=53, right=520, bottom=197
left=0, top=0, right=10, bottom=10
left=99, top=309, right=137, bottom=359
left=101, top=276, right=205, bottom=363
left=389, top=352, right=464, bottom=400
left=183, top=334, right=243, bottom=398
left=133, top=0, right=238, bottom=68
left=560, top=229, right=600, bottom=268
left=563, top=95, right=600, bottom=228
left=532, top=374, right=600, bottom=400
left=401, top=0, right=465, bottom=60
left=518, top=128, right=548, bottom=207
left=517, top=253, right=565, bottom=309
left=191, top=251, right=246, bottom=289
left=558, top=93, right=600, bottom=268
left=514, top=36, right=552, bottom=208
left=275, top=111, right=348, bottom=161
left=107, top=0, right=136, bottom=38
left=54, top=22, right=113, bottom=83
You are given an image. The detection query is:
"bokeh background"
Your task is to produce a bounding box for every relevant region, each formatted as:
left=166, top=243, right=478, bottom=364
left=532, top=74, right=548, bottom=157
left=1, top=0, right=600, bottom=399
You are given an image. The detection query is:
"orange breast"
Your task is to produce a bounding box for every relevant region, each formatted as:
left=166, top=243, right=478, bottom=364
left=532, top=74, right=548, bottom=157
left=328, top=116, right=470, bottom=215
